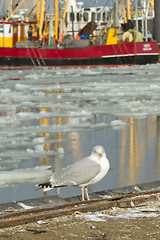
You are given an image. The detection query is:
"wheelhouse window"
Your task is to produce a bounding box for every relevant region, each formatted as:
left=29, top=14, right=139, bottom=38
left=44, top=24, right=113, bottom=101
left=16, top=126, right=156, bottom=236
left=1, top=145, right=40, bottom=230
left=0, top=24, right=3, bottom=33
left=107, top=10, right=112, bottom=21
left=102, top=12, right=107, bottom=21
left=77, top=12, right=82, bottom=21
left=83, top=12, right=88, bottom=21
left=70, top=12, right=75, bottom=21
left=91, top=12, right=96, bottom=21
left=97, top=12, right=101, bottom=21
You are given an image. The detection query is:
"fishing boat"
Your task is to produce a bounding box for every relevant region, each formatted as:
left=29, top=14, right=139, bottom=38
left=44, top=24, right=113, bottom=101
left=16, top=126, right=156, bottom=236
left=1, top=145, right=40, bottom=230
left=0, top=0, right=158, bottom=68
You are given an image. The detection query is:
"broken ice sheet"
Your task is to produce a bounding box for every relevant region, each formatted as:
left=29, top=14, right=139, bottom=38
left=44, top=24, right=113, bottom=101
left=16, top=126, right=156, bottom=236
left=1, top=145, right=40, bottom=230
left=0, top=149, right=57, bottom=158
left=0, top=166, right=52, bottom=187
left=110, top=119, right=127, bottom=126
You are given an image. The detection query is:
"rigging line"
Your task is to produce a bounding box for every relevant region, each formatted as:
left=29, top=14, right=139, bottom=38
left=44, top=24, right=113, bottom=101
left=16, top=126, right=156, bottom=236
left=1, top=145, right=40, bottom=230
left=83, top=0, right=94, bottom=8
left=45, top=3, right=52, bottom=14
left=31, top=48, right=41, bottom=66
left=89, top=0, right=96, bottom=7
left=112, top=44, right=123, bottom=65
left=24, top=4, right=36, bottom=21
left=25, top=46, right=36, bottom=66
left=117, top=44, right=129, bottom=65
left=15, top=1, right=20, bottom=7
left=37, top=49, right=46, bottom=66
left=89, top=0, right=97, bottom=8
left=123, top=43, right=134, bottom=64
left=102, top=0, right=111, bottom=11
left=98, top=0, right=114, bottom=15
left=86, top=0, right=110, bottom=9
left=45, top=0, right=49, bottom=12
left=84, top=0, right=112, bottom=16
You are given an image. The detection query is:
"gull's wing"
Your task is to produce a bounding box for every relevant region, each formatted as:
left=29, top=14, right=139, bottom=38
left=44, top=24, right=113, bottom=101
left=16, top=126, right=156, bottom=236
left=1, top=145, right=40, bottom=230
left=50, top=157, right=101, bottom=187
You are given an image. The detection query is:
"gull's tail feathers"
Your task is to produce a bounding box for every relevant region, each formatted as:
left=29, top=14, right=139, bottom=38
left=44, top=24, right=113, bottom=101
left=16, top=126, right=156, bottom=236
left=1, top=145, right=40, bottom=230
left=36, top=182, right=67, bottom=192
left=37, top=182, right=53, bottom=192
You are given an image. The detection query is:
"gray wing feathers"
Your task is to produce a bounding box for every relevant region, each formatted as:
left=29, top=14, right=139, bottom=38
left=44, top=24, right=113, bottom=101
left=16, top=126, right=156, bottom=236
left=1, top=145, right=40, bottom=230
left=50, top=157, right=101, bottom=187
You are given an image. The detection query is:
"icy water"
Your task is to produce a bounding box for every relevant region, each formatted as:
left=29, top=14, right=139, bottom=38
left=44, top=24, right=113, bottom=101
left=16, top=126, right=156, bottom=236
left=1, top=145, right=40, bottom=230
left=0, top=64, right=160, bottom=204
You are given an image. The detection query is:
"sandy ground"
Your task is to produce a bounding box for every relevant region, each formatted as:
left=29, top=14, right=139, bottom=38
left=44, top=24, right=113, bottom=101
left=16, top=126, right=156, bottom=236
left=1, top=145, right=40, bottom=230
left=0, top=198, right=160, bottom=240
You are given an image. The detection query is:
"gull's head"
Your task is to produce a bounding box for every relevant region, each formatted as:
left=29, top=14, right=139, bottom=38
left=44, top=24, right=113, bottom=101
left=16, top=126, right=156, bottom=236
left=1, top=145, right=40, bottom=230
left=91, top=145, right=106, bottom=159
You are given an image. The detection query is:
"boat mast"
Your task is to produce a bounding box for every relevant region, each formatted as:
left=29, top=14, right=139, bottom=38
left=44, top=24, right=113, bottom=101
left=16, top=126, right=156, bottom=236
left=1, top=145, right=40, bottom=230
left=59, top=0, right=63, bottom=42
left=148, top=0, right=154, bottom=8
left=126, top=0, right=131, bottom=28
left=36, top=0, right=40, bottom=28
left=144, top=0, right=148, bottom=41
left=54, top=0, right=59, bottom=40
left=113, top=1, right=119, bottom=28
left=135, top=0, right=138, bottom=31
left=39, top=0, right=45, bottom=40
left=154, top=0, right=160, bottom=42
left=49, top=0, right=54, bottom=46
left=63, top=0, right=69, bottom=20
left=10, top=0, right=13, bottom=13
left=121, top=0, right=127, bottom=23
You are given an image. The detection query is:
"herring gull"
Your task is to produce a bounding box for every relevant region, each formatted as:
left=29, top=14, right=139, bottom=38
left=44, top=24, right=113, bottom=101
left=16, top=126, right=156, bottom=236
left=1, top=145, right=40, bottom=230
left=37, top=145, right=110, bottom=201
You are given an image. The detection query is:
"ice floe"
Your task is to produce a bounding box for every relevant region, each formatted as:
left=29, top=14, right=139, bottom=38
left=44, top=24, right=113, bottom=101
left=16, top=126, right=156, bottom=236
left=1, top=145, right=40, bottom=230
left=0, top=166, right=52, bottom=187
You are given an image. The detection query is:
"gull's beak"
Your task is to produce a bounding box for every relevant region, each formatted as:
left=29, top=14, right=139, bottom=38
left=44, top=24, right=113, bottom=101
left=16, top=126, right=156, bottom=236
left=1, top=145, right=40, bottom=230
left=99, top=153, right=102, bottom=157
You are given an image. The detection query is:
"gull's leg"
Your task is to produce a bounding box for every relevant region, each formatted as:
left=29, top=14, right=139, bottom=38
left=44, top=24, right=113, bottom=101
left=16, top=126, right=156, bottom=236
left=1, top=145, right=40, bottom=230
left=84, top=186, right=90, bottom=201
left=81, top=187, right=85, bottom=201
left=41, top=188, right=46, bottom=197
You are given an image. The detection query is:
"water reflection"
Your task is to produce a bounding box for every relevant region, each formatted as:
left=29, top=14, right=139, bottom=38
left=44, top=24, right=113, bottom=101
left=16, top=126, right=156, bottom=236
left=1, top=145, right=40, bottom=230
left=118, top=116, right=159, bottom=188
left=39, top=108, right=51, bottom=167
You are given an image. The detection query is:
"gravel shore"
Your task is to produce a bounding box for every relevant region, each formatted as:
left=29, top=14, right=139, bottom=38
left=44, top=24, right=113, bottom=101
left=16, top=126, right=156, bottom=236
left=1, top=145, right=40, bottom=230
left=1, top=195, right=160, bottom=240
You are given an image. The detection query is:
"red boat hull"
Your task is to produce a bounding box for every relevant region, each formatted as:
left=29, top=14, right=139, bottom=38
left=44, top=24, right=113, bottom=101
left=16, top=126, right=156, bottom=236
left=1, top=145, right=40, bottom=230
left=0, top=42, right=158, bottom=67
